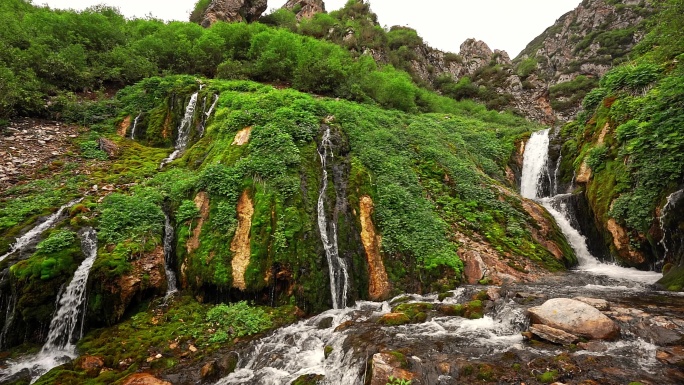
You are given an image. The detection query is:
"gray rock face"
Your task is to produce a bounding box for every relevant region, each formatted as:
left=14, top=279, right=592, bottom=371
left=529, top=324, right=579, bottom=345
left=200, top=0, right=268, bottom=27
left=282, top=0, right=326, bottom=20
left=527, top=298, right=620, bottom=340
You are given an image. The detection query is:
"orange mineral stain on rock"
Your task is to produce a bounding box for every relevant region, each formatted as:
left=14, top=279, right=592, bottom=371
left=607, top=218, right=646, bottom=265
left=120, top=373, right=172, bottom=385
left=118, top=116, right=131, bottom=137
left=359, top=196, right=390, bottom=300
left=231, top=190, right=254, bottom=290
left=232, top=126, right=253, bottom=146
left=187, top=192, right=210, bottom=255
left=162, top=112, right=173, bottom=140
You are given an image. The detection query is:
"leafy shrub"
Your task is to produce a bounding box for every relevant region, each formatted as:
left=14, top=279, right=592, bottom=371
left=98, top=193, right=164, bottom=244
left=36, top=230, right=76, bottom=253
left=205, top=301, right=271, bottom=337
left=198, top=164, right=243, bottom=200
left=79, top=141, right=108, bottom=160
left=582, top=87, right=608, bottom=111
left=517, top=57, right=538, bottom=78
left=585, top=145, right=608, bottom=172
left=213, top=201, right=237, bottom=233
left=176, top=200, right=200, bottom=224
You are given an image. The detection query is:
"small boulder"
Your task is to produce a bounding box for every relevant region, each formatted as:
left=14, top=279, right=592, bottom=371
left=120, top=373, right=172, bottom=385
left=377, top=313, right=411, bottom=326
left=369, top=353, right=415, bottom=385
left=77, top=355, right=105, bottom=377
left=529, top=324, right=578, bottom=345
left=528, top=298, right=619, bottom=340
left=98, top=137, right=120, bottom=158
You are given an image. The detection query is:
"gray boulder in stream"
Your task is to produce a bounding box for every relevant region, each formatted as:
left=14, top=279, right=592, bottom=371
left=527, top=298, right=619, bottom=340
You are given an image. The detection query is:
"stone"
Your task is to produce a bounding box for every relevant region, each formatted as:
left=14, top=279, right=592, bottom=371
left=577, top=341, right=608, bottom=352
left=529, top=324, right=578, bottom=345
left=527, top=298, right=620, bottom=340
left=98, top=137, right=120, bottom=158
left=120, top=373, right=172, bottom=385
left=573, top=297, right=610, bottom=311
left=656, top=346, right=684, bottom=365
left=377, top=313, right=411, bottom=326
left=282, top=0, right=325, bottom=20
left=462, top=250, right=487, bottom=284
left=369, top=353, right=415, bottom=385
left=201, top=360, right=219, bottom=381
left=77, top=355, right=105, bottom=377
left=200, top=0, right=267, bottom=27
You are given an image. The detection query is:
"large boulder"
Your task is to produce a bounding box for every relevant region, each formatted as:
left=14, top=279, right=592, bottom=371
left=370, top=353, right=415, bottom=385
left=527, top=298, right=620, bottom=340
left=200, top=0, right=268, bottom=27
left=282, top=0, right=326, bottom=20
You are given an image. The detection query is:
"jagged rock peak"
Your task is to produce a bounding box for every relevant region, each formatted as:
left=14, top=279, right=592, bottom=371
left=200, top=0, right=268, bottom=27
left=282, top=0, right=326, bottom=20
left=458, top=39, right=511, bottom=72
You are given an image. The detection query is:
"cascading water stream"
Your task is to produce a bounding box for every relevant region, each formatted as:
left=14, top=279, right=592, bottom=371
left=159, top=91, right=199, bottom=169
left=316, top=127, right=349, bottom=310
left=659, top=189, right=683, bottom=263
left=0, top=228, right=98, bottom=382
left=130, top=113, right=141, bottom=140
left=163, top=213, right=178, bottom=298
left=520, top=129, right=661, bottom=284
left=0, top=198, right=82, bottom=262
left=199, top=94, right=219, bottom=138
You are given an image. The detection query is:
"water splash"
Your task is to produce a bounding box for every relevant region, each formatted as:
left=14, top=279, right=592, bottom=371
left=520, top=128, right=550, bottom=199
left=163, top=213, right=178, bottom=298
left=159, top=91, right=199, bottom=169
left=0, top=198, right=83, bottom=262
left=0, top=228, right=98, bottom=382
left=520, top=130, right=661, bottom=284
left=130, top=113, right=141, bottom=140
left=316, top=127, right=349, bottom=309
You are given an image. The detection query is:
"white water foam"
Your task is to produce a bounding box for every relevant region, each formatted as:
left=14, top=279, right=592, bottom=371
left=0, top=198, right=82, bottom=262
left=520, top=128, right=550, bottom=199
left=1, top=228, right=98, bottom=383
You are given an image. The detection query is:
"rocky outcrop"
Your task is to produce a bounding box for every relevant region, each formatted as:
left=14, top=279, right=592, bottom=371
left=282, top=0, right=325, bottom=20
left=528, top=298, right=620, bottom=340
left=607, top=218, right=647, bottom=266
left=199, top=0, right=268, bottom=27
left=101, top=245, right=167, bottom=324
left=231, top=190, right=254, bottom=290
left=359, top=196, right=390, bottom=300
left=370, top=352, right=415, bottom=385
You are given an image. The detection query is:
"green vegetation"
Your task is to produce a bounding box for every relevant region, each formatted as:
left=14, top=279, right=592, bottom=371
left=386, top=377, right=412, bottom=385
left=556, top=0, right=684, bottom=274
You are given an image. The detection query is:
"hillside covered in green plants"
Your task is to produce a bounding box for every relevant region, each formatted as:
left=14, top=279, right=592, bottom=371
left=554, top=0, right=684, bottom=289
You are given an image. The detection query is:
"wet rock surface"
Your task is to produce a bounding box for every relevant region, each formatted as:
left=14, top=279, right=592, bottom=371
left=528, top=298, right=620, bottom=340
left=199, top=275, right=684, bottom=385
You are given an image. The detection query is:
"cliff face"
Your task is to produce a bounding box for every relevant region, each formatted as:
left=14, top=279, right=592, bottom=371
left=199, top=0, right=268, bottom=26
left=331, top=0, right=652, bottom=123
left=282, top=0, right=326, bottom=20
left=513, top=0, right=654, bottom=122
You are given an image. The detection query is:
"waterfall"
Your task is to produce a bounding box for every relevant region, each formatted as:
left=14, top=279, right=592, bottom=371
left=520, top=130, right=661, bottom=284
left=41, top=228, right=97, bottom=352
left=520, top=128, right=551, bottom=199
left=0, top=198, right=82, bottom=262
left=0, top=293, right=16, bottom=349
left=159, top=91, right=199, bottom=169
left=552, top=155, right=562, bottom=196
left=163, top=213, right=178, bottom=298
left=659, top=189, right=684, bottom=263
left=0, top=228, right=98, bottom=382
left=199, top=94, right=219, bottom=138
left=316, top=127, right=349, bottom=309
left=130, top=113, right=141, bottom=140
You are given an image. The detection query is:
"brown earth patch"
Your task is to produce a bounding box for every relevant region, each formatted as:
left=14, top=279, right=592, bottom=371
left=231, top=190, right=254, bottom=290
left=359, top=196, right=390, bottom=300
